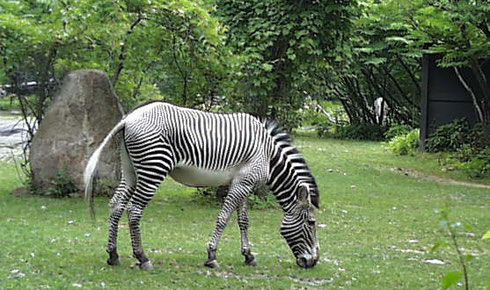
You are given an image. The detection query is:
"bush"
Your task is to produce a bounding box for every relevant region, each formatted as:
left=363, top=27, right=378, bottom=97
left=384, top=124, right=413, bottom=140
left=386, top=129, right=420, bottom=155
left=425, top=119, right=472, bottom=152
left=193, top=183, right=277, bottom=209
left=316, top=121, right=332, bottom=138
left=426, top=119, right=490, bottom=178
left=332, top=124, right=388, bottom=141
left=443, top=146, right=490, bottom=178
left=45, top=170, right=77, bottom=198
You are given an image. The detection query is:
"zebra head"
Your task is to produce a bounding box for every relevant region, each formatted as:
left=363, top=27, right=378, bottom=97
left=280, top=184, right=319, bottom=268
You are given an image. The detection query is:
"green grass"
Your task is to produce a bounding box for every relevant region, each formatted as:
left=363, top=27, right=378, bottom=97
left=1, top=137, right=489, bottom=289
left=0, top=96, right=21, bottom=112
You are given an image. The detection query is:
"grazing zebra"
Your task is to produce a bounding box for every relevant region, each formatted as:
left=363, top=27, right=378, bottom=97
left=84, top=101, right=320, bottom=270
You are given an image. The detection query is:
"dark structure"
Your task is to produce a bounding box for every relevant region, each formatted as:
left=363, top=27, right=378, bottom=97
left=420, top=54, right=489, bottom=149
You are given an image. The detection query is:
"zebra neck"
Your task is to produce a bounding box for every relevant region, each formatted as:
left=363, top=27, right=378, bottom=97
left=267, top=146, right=305, bottom=212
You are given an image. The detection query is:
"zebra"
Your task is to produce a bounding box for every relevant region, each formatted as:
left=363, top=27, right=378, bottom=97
left=84, top=101, right=320, bottom=270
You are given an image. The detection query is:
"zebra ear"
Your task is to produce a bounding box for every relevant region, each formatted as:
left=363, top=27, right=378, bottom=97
left=311, top=193, right=319, bottom=209
left=298, top=184, right=310, bottom=205
left=298, top=184, right=319, bottom=209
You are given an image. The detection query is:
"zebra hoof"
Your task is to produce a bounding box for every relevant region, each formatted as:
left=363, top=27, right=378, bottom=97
left=204, top=259, right=220, bottom=268
left=139, top=260, right=153, bottom=270
left=107, top=258, right=121, bottom=266
left=244, top=256, right=257, bottom=266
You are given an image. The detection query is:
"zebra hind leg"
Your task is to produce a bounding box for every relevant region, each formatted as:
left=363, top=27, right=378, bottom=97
left=124, top=136, right=173, bottom=270
left=127, top=168, right=169, bottom=270
left=127, top=202, right=154, bottom=270
left=237, top=199, right=257, bottom=266
left=107, top=179, right=133, bottom=266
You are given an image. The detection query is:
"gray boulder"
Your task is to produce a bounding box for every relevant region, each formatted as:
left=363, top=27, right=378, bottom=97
left=30, top=69, right=124, bottom=192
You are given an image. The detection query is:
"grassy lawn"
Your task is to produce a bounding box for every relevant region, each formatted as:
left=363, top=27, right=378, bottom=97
left=1, top=136, right=489, bottom=289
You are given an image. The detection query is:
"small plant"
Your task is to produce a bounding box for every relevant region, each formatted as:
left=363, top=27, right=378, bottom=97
left=386, top=129, right=420, bottom=155
left=425, top=118, right=472, bottom=153
left=425, top=119, right=489, bottom=177
left=248, top=183, right=277, bottom=209
left=45, top=170, right=77, bottom=198
left=482, top=231, right=490, bottom=240
left=193, top=186, right=224, bottom=205
left=326, top=123, right=388, bottom=141
left=193, top=183, right=277, bottom=209
left=97, top=179, right=118, bottom=197
left=384, top=124, right=413, bottom=140
left=432, top=208, right=474, bottom=290
left=316, top=121, right=333, bottom=138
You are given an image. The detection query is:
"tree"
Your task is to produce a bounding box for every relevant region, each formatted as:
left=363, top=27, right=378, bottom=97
left=412, top=0, right=490, bottom=124
left=322, top=0, right=423, bottom=127
left=214, top=0, right=358, bottom=129
left=0, top=0, right=232, bottom=182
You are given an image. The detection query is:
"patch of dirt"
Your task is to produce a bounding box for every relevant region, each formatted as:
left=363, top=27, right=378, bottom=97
left=390, top=167, right=490, bottom=190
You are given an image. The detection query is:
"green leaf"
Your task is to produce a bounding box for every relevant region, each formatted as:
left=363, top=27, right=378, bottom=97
left=262, top=63, right=273, bottom=72
left=463, top=224, right=473, bottom=232
left=364, top=57, right=386, bottom=65
left=483, top=231, right=490, bottom=240
left=442, top=271, right=463, bottom=290
left=431, top=240, right=449, bottom=252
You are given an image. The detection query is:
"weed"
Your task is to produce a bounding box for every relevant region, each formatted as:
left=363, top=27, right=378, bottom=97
left=386, top=129, right=419, bottom=155
left=384, top=124, right=413, bottom=140
left=193, top=183, right=277, bottom=209
left=45, top=170, right=77, bottom=198
left=432, top=208, right=474, bottom=290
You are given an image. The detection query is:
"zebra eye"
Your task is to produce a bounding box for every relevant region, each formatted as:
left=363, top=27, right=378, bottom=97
left=307, top=219, right=316, bottom=226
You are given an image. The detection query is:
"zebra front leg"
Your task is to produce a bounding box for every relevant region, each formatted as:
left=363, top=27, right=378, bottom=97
left=205, top=182, right=252, bottom=268
left=107, top=180, right=132, bottom=266
left=237, top=199, right=256, bottom=266
left=205, top=198, right=236, bottom=268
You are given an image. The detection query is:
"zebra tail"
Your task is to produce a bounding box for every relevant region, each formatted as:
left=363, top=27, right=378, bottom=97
left=84, top=119, right=126, bottom=219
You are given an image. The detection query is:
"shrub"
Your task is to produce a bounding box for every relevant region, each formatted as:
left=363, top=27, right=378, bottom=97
left=333, top=123, right=388, bottom=141
left=425, top=118, right=471, bottom=152
left=316, top=121, right=332, bottom=138
left=426, top=119, right=489, bottom=178
left=384, top=124, right=413, bottom=140
left=45, top=170, right=77, bottom=198
left=386, top=129, right=420, bottom=155
left=193, top=183, right=277, bottom=209
left=247, top=193, right=277, bottom=209
left=444, top=146, right=490, bottom=178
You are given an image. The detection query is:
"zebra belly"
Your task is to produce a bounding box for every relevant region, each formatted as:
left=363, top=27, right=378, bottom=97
left=169, top=164, right=237, bottom=187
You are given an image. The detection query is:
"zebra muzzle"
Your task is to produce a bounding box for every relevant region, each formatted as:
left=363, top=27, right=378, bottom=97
left=296, top=254, right=318, bottom=269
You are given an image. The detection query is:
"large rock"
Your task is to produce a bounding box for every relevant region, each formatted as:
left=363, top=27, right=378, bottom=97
left=30, top=69, right=124, bottom=192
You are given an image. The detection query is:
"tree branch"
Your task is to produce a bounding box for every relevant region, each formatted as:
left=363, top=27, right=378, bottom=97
left=454, top=67, right=484, bottom=123
left=111, top=14, right=146, bottom=87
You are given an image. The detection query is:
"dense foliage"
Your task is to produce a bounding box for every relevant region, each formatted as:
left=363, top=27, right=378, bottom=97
left=1, top=0, right=488, bottom=179
left=214, top=0, right=357, bottom=128
left=1, top=0, right=488, bottom=126
left=0, top=0, right=232, bottom=111
left=386, top=129, right=420, bottom=155
left=425, top=119, right=489, bottom=177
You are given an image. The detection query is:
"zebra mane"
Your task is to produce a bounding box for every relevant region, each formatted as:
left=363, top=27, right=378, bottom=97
left=258, top=118, right=320, bottom=209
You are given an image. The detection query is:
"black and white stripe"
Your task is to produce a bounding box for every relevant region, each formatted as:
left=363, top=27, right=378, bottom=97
left=84, top=101, right=320, bottom=269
